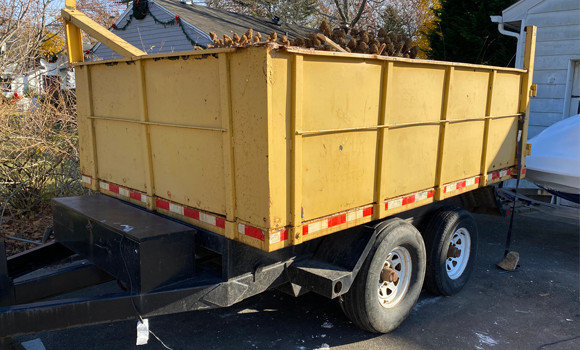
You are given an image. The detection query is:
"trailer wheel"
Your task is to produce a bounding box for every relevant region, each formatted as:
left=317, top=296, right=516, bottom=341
left=424, top=207, right=478, bottom=296
left=341, top=219, right=426, bottom=333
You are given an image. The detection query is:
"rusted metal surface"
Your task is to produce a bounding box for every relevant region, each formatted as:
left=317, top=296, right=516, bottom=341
left=381, top=266, right=399, bottom=284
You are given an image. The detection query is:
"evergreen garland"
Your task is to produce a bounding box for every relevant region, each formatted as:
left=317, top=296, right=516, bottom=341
left=110, top=0, right=206, bottom=49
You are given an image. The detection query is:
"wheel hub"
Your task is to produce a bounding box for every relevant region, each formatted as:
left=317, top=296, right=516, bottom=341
left=446, top=245, right=461, bottom=259
left=446, top=227, right=471, bottom=280
left=380, top=267, right=399, bottom=283
left=377, top=246, right=412, bottom=309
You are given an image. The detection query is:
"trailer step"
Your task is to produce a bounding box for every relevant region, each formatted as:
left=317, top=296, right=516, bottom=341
left=288, top=260, right=352, bottom=299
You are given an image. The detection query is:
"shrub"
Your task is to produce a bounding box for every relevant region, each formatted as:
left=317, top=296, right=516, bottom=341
left=0, top=90, right=83, bottom=220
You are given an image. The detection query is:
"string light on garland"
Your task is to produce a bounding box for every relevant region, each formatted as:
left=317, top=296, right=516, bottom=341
left=111, top=0, right=205, bottom=49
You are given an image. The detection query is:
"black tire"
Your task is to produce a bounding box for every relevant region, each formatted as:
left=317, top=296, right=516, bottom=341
left=341, top=219, right=426, bottom=333
left=424, top=206, right=478, bottom=296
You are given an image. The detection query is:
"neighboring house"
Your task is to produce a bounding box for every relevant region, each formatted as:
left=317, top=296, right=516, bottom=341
left=491, top=0, right=580, bottom=138
left=1, top=56, right=73, bottom=99
left=92, top=0, right=312, bottom=60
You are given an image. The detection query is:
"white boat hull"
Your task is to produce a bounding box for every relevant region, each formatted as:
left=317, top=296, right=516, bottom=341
left=525, top=115, right=580, bottom=203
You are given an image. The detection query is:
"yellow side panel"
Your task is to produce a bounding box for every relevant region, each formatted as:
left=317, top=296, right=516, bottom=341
left=302, top=57, right=382, bottom=130
left=383, top=125, right=440, bottom=197
left=90, top=64, right=140, bottom=120
left=383, top=64, right=445, bottom=198
left=441, top=69, right=489, bottom=183
left=144, top=57, right=222, bottom=127
left=230, top=47, right=271, bottom=226
left=300, top=57, right=381, bottom=220
left=486, top=118, right=518, bottom=172
left=148, top=127, right=225, bottom=214
left=441, top=121, right=485, bottom=183
left=302, top=132, right=377, bottom=221
left=268, top=51, right=292, bottom=229
left=447, top=69, right=489, bottom=120
left=387, top=64, right=445, bottom=124
left=487, top=72, right=521, bottom=171
left=93, top=119, right=148, bottom=191
left=490, top=72, right=521, bottom=117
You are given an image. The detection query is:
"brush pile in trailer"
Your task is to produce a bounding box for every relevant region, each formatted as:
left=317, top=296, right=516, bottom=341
left=199, top=20, right=419, bottom=58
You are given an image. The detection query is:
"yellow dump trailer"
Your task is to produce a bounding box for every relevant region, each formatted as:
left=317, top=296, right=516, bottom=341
left=0, top=2, right=539, bottom=338
left=75, top=38, right=535, bottom=253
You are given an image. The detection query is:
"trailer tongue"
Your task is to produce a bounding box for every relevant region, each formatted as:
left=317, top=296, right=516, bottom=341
left=1, top=194, right=379, bottom=337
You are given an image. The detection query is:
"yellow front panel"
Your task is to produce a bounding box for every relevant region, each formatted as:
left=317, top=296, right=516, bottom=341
left=142, top=56, right=226, bottom=214
left=149, top=127, right=226, bottom=214
left=144, top=57, right=222, bottom=128
left=93, top=119, right=148, bottom=191
left=74, top=66, right=95, bottom=180
left=230, top=48, right=271, bottom=226
left=90, top=64, right=140, bottom=120
left=268, top=51, right=292, bottom=229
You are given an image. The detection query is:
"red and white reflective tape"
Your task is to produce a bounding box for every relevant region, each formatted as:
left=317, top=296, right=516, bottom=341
left=269, top=229, right=289, bottom=244
left=385, top=188, right=435, bottom=211
left=238, top=223, right=265, bottom=241
left=443, top=176, right=480, bottom=194
left=81, top=175, right=92, bottom=185
left=303, top=205, right=373, bottom=236
left=487, top=168, right=511, bottom=182
left=155, top=198, right=225, bottom=229
left=99, top=180, right=148, bottom=203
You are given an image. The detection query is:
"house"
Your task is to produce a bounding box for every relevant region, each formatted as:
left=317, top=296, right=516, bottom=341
left=491, top=0, right=580, bottom=138
left=92, top=0, right=312, bottom=60
left=1, top=55, right=73, bottom=101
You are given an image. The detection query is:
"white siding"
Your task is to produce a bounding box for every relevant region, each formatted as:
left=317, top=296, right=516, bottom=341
left=92, top=2, right=211, bottom=60
left=512, top=0, right=580, bottom=137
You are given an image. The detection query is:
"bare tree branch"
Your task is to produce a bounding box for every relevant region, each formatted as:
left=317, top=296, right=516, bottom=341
left=349, top=0, right=368, bottom=28
left=332, top=0, right=348, bottom=25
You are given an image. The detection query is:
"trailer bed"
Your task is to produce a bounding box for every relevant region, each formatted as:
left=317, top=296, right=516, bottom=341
left=75, top=44, right=533, bottom=252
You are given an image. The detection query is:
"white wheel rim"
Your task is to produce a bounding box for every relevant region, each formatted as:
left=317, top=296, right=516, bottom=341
left=446, top=227, right=471, bottom=280
left=377, top=246, right=412, bottom=309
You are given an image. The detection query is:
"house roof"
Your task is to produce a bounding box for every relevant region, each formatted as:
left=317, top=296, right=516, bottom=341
left=501, top=0, right=544, bottom=24
left=154, top=0, right=313, bottom=40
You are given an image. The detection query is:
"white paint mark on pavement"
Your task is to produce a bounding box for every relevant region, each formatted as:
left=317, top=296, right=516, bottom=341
left=412, top=296, right=442, bottom=312
left=321, top=321, right=334, bottom=329
left=475, top=332, right=498, bottom=346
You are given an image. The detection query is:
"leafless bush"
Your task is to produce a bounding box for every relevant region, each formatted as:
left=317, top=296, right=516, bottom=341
left=0, top=90, right=83, bottom=221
